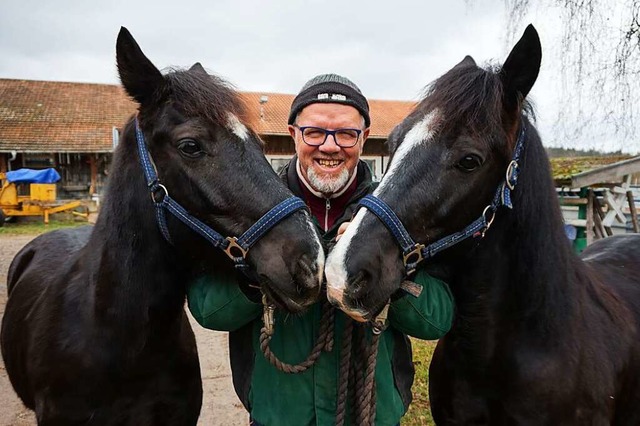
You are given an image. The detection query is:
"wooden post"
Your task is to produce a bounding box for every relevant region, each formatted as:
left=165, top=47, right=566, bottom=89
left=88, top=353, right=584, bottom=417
left=627, top=190, right=639, bottom=233
left=89, top=155, right=97, bottom=195
left=593, top=194, right=613, bottom=237
left=586, top=190, right=594, bottom=245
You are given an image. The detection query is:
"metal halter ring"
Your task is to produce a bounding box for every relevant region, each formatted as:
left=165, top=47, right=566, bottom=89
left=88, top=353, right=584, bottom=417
left=151, top=183, right=169, bottom=204
left=481, top=205, right=496, bottom=237
left=223, top=236, right=249, bottom=261
left=505, top=160, right=519, bottom=190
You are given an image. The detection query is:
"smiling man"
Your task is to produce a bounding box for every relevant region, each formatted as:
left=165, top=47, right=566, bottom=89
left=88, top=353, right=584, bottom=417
left=289, top=75, right=369, bottom=194
left=187, top=74, right=454, bottom=426
left=286, top=74, right=371, bottom=231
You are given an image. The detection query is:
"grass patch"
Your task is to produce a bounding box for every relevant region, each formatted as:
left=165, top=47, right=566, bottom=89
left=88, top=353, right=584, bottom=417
left=402, top=339, right=438, bottom=425
left=0, top=218, right=88, bottom=235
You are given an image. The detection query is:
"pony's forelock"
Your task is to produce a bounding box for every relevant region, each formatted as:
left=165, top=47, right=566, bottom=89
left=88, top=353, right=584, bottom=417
left=410, top=63, right=535, bottom=157
left=164, top=68, right=251, bottom=131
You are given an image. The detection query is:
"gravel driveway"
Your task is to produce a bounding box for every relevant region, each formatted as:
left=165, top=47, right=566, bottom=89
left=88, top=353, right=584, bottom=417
left=0, top=233, right=247, bottom=426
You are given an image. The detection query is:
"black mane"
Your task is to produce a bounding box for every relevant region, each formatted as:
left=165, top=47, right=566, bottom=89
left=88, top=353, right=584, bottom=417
left=164, top=68, right=248, bottom=126
left=401, top=63, right=535, bottom=156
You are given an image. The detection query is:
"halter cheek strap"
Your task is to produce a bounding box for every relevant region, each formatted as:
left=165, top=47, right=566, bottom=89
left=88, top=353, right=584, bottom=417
left=358, top=122, right=527, bottom=275
left=134, top=118, right=307, bottom=270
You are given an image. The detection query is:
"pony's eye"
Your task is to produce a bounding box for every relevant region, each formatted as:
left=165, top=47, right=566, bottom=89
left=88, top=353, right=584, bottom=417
left=456, top=154, right=482, bottom=172
left=177, top=139, right=203, bottom=158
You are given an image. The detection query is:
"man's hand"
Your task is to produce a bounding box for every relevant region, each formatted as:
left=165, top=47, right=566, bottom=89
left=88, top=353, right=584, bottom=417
left=336, top=221, right=350, bottom=242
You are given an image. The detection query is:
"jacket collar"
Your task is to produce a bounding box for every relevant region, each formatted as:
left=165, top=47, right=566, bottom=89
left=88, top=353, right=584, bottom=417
left=281, top=156, right=375, bottom=236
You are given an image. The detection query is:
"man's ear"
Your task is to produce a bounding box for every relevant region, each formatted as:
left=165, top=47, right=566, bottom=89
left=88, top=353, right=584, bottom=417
left=288, top=125, right=297, bottom=140
left=361, top=128, right=370, bottom=152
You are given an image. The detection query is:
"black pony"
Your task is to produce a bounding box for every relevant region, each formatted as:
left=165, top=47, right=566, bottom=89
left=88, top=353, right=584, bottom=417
left=1, top=28, right=323, bottom=425
left=325, top=25, right=640, bottom=424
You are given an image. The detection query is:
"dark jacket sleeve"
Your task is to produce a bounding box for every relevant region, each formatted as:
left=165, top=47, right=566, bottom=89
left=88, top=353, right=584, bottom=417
left=187, top=269, right=262, bottom=332
left=388, top=269, right=454, bottom=340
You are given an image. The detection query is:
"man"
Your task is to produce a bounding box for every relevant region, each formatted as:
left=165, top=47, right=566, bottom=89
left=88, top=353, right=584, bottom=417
left=187, top=74, right=454, bottom=426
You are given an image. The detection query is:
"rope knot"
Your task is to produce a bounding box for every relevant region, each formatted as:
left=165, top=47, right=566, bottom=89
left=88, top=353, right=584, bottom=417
left=261, top=295, right=276, bottom=336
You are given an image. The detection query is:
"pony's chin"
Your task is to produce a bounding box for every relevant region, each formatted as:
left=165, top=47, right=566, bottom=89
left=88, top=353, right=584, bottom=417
left=341, top=309, right=369, bottom=323
left=262, top=284, right=316, bottom=314
left=327, top=293, right=369, bottom=323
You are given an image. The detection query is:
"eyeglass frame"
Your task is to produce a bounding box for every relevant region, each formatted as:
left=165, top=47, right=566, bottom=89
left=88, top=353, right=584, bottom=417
left=292, top=125, right=363, bottom=148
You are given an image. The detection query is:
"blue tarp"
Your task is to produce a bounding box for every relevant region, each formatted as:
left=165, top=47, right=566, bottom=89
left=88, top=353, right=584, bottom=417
left=5, top=168, right=61, bottom=184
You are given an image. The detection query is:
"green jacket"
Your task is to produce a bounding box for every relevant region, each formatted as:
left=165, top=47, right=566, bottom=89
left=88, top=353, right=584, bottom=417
left=187, top=160, right=454, bottom=426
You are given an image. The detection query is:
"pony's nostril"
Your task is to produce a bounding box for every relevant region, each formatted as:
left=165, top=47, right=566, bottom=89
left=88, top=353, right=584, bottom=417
left=295, top=255, right=319, bottom=289
left=291, top=254, right=321, bottom=304
left=348, top=270, right=370, bottom=299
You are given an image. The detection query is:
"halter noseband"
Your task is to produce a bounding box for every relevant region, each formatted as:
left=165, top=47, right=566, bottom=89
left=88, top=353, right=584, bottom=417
left=134, top=118, right=307, bottom=270
left=358, top=122, right=526, bottom=275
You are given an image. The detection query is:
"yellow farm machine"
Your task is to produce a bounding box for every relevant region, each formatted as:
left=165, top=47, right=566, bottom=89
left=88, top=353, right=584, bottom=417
left=0, top=168, right=86, bottom=226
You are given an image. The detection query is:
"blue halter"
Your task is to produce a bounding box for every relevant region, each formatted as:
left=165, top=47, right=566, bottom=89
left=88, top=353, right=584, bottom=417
left=134, top=118, right=307, bottom=270
left=357, top=122, right=526, bottom=275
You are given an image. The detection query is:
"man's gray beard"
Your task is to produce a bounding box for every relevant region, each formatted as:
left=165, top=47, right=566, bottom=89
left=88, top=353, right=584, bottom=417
left=307, top=167, right=350, bottom=195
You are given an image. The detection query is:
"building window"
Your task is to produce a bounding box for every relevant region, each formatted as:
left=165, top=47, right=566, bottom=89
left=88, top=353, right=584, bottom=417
left=361, top=155, right=388, bottom=181
left=22, top=153, right=55, bottom=169
left=266, top=155, right=293, bottom=174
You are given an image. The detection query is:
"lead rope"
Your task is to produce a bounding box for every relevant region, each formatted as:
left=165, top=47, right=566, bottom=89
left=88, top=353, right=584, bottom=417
left=355, top=303, right=388, bottom=426
left=335, top=319, right=353, bottom=426
left=336, top=303, right=389, bottom=426
left=259, top=295, right=389, bottom=426
left=259, top=296, right=335, bottom=373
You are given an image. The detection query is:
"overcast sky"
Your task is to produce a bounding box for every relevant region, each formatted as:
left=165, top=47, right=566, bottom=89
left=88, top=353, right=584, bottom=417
left=1, top=0, right=635, bottom=153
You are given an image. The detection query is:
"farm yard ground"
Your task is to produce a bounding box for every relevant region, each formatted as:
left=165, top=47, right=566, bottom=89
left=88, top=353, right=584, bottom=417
left=0, top=233, right=248, bottom=426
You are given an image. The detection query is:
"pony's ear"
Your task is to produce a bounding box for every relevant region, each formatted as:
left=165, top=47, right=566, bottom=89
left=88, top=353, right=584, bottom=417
left=500, top=24, right=541, bottom=109
left=189, top=62, right=208, bottom=76
left=453, top=55, right=477, bottom=70
left=116, top=27, right=164, bottom=106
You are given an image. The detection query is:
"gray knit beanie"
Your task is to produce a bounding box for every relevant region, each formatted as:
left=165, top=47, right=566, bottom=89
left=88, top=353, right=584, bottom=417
left=288, top=73, right=370, bottom=127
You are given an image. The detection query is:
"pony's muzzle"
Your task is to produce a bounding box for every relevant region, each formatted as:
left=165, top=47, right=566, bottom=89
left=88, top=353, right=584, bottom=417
left=293, top=254, right=322, bottom=305
left=325, top=270, right=371, bottom=323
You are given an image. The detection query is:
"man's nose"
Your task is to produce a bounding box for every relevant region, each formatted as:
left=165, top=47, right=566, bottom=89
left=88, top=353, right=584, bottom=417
left=319, top=134, right=341, bottom=153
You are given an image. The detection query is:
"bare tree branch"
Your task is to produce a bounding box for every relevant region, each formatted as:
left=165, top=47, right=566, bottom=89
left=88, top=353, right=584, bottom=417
left=502, top=0, right=640, bottom=152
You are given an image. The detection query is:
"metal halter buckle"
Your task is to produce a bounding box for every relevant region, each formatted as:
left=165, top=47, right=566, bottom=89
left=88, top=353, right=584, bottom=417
left=403, top=243, right=425, bottom=268
left=372, top=302, right=390, bottom=335
left=223, top=236, right=248, bottom=261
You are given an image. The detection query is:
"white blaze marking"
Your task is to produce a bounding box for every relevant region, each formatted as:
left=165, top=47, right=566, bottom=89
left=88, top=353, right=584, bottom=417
left=374, top=109, right=439, bottom=196
left=325, top=110, right=439, bottom=304
left=227, top=113, right=249, bottom=140
left=325, top=208, right=368, bottom=303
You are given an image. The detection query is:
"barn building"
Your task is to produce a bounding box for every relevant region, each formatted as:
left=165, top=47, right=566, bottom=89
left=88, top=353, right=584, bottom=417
left=0, top=79, right=415, bottom=198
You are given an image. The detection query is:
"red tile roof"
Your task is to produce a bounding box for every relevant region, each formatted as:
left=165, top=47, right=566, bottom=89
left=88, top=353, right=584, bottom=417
left=0, top=79, right=415, bottom=153
left=0, top=79, right=137, bottom=152
left=242, top=92, right=416, bottom=139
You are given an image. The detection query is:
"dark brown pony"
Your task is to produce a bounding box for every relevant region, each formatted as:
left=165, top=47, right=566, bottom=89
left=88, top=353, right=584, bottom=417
left=326, top=25, right=640, bottom=424
left=1, top=28, right=323, bottom=425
